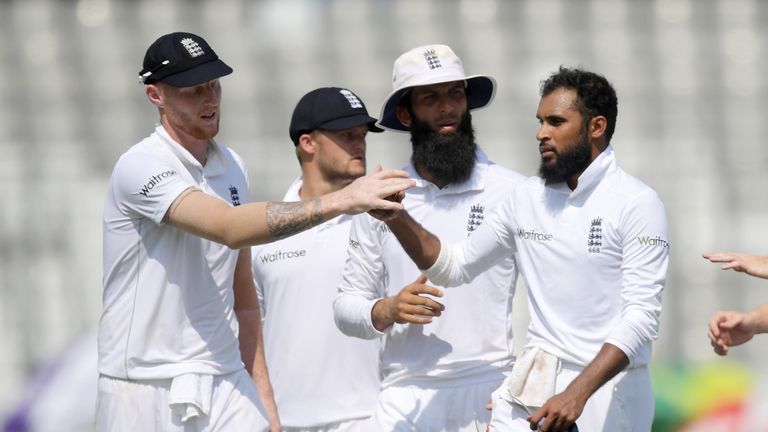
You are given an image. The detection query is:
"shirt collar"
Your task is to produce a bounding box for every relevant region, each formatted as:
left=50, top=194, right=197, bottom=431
left=547, top=145, right=616, bottom=198
left=154, top=123, right=228, bottom=176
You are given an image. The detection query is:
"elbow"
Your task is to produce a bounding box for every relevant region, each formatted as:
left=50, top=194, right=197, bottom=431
left=219, top=223, right=253, bottom=249
left=332, top=297, right=354, bottom=337
left=332, top=295, right=376, bottom=340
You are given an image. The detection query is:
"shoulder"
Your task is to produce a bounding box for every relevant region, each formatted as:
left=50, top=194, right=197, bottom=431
left=608, top=167, right=662, bottom=204
left=605, top=168, right=666, bottom=223
left=217, top=145, right=248, bottom=172
left=480, top=160, right=528, bottom=192
left=112, top=138, right=174, bottom=176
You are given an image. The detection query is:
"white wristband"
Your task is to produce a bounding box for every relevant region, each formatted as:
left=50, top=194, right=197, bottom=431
left=423, top=242, right=455, bottom=287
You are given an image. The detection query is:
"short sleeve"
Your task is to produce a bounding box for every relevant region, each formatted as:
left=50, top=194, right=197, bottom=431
left=110, top=150, right=193, bottom=224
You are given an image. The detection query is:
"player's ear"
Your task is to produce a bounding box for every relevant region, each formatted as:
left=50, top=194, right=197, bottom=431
left=589, top=116, right=607, bottom=140
left=396, top=106, right=412, bottom=128
left=146, top=84, right=163, bottom=108
left=297, top=131, right=317, bottom=156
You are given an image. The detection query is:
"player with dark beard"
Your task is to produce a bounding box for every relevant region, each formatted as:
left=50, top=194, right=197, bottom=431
left=538, top=120, right=591, bottom=185
left=409, top=110, right=477, bottom=185
left=334, top=45, right=526, bottom=431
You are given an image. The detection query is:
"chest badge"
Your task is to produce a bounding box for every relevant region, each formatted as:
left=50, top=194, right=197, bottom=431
left=467, top=204, right=485, bottom=235
left=588, top=217, right=603, bottom=254
left=229, top=185, right=241, bottom=206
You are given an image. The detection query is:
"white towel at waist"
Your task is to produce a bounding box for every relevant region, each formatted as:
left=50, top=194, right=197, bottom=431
left=168, top=373, right=214, bottom=423
left=499, top=347, right=559, bottom=409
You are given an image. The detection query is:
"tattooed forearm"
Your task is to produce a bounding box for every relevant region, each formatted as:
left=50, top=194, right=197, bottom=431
left=266, top=199, right=324, bottom=240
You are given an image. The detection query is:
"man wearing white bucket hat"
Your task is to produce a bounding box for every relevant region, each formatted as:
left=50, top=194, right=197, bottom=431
left=334, top=44, right=525, bottom=431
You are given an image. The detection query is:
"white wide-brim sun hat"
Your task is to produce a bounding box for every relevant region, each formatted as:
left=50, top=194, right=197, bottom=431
left=378, top=44, right=497, bottom=132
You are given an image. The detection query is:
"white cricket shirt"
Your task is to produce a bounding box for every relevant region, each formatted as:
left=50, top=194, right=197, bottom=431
left=251, top=178, right=380, bottom=427
left=429, top=146, right=669, bottom=366
left=99, top=124, right=250, bottom=380
left=334, top=149, right=525, bottom=388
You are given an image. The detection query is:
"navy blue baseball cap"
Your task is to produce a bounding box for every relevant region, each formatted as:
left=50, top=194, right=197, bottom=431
left=289, top=87, right=384, bottom=145
left=139, top=32, right=232, bottom=87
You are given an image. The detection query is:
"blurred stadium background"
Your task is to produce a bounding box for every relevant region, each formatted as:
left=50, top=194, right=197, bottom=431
left=1, top=0, right=767, bottom=430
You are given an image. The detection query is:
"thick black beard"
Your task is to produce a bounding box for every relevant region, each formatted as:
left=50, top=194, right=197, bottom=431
left=538, top=128, right=592, bottom=185
left=409, top=111, right=477, bottom=186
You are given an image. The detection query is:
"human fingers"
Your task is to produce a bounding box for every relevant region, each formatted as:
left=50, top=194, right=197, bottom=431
left=708, top=313, right=727, bottom=338
left=402, top=292, right=445, bottom=313
left=373, top=168, right=411, bottom=180
left=703, top=252, right=734, bottom=262
left=720, top=261, right=745, bottom=272
left=528, top=408, right=546, bottom=431
left=711, top=338, right=728, bottom=356
left=373, top=178, right=416, bottom=199
left=401, top=301, right=443, bottom=317
left=406, top=277, right=443, bottom=298
left=368, top=208, right=401, bottom=221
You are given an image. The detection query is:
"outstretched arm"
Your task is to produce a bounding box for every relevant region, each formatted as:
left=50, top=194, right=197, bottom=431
left=167, top=169, right=414, bottom=248
left=703, top=252, right=768, bottom=279
left=708, top=304, right=768, bottom=355
left=383, top=211, right=442, bottom=270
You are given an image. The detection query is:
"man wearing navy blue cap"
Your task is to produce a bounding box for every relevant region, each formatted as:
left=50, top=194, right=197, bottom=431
left=253, top=87, right=385, bottom=432
left=97, top=33, right=414, bottom=432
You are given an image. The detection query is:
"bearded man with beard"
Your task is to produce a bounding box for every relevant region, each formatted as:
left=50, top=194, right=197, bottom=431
left=333, top=45, right=525, bottom=431
left=377, top=67, right=670, bottom=432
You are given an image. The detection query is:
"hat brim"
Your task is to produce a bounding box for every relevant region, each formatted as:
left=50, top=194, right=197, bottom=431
left=318, top=114, right=384, bottom=133
left=160, top=59, right=233, bottom=87
left=377, top=75, right=496, bottom=132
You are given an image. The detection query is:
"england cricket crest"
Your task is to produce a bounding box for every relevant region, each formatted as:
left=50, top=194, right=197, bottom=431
left=423, top=49, right=442, bottom=69
left=587, top=217, right=603, bottom=253
left=467, top=204, right=485, bottom=235
left=229, top=185, right=241, bottom=206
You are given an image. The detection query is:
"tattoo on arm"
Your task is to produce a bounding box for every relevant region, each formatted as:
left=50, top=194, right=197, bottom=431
left=266, top=199, right=323, bottom=240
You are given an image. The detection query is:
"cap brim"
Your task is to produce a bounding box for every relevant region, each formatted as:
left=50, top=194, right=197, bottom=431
left=377, top=75, right=496, bottom=132
left=318, top=114, right=384, bottom=133
left=160, top=59, right=233, bottom=87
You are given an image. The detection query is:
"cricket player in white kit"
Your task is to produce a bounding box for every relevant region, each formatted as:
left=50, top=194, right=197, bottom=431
left=333, top=45, right=525, bottom=431
left=97, top=32, right=415, bottom=432
left=383, top=67, right=669, bottom=432
left=252, top=87, right=384, bottom=431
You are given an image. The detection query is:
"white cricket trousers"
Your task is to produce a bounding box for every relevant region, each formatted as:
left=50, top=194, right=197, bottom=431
left=281, top=416, right=372, bottom=432
left=96, top=369, right=269, bottom=432
left=489, top=362, right=653, bottom=431
left=370, top=379, right=502, bottom=432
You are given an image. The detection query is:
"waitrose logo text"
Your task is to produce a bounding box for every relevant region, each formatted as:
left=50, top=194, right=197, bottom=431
left=637, top=236, right=669, bottom=249
left=139, top=170, right=176, bottom=197
left=517, top=228, right=553, bottom=242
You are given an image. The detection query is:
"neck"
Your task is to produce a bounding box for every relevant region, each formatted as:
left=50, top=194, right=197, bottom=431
left=299, top=169, right=354, bottom=200
left=567, top=141, right=609, bottom=190
left=161, top=117, right=210, bottom=165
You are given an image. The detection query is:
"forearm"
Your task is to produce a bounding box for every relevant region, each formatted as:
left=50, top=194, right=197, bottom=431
left=747, top=304, right=768, bottom=334
left=386, top=211, right=441, bottom=269
left=333, top=292, right=384, bottom=339
left=168, top=189, right=334, bottom=249
left=236, top=308, right=280, bottom=426
left=233, top=250, right=280, bottom=427
left=565, top=343, right=629, bottom=402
